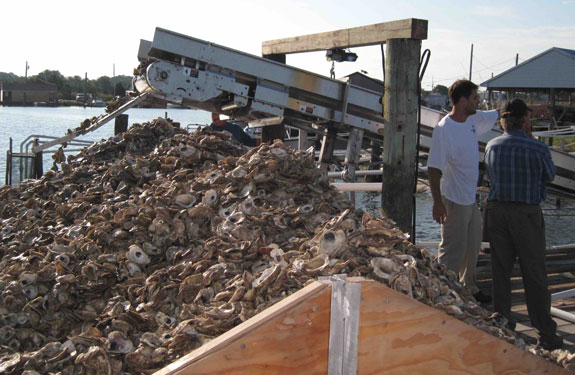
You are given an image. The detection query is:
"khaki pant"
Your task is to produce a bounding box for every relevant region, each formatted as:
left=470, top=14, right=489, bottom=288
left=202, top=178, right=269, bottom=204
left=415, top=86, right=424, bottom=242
left=437, top=197, right=481, bottom=294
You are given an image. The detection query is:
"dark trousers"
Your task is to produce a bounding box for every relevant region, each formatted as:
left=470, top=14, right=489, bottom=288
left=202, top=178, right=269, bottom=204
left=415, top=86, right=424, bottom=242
left=486, top=201, right=557, bottom=338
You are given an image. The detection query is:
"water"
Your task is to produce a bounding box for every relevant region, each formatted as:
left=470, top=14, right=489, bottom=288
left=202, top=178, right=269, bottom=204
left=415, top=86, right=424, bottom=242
left=0, top=106, right=574, bottom=246
left=0, top=106, right=211, bottom=180
left=354, top=190, right=575, bottom=247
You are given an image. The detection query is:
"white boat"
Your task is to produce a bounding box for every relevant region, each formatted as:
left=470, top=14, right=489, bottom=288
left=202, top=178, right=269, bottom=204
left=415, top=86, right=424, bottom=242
left=90, top=99, right=107, bottom=108
left=418, top=107, right=575, bottom=197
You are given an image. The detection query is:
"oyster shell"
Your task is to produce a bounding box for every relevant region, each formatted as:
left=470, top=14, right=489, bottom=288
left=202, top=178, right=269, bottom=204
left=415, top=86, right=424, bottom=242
left=317, top=230, right=347, bottom=257
left=0, top=118, right=561, bottom=373
left=127, top=244, right=151, bottom=265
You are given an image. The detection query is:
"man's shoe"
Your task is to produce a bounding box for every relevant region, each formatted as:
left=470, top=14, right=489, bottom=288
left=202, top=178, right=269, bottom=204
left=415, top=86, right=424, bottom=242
left=473, top=290, right=492, bottom=304
left=538, top=334, right=563, bottom=351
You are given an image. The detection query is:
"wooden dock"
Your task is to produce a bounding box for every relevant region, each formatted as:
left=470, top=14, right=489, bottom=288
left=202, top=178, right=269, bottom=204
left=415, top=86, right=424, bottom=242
left=476, top=244, right=575, bottom=350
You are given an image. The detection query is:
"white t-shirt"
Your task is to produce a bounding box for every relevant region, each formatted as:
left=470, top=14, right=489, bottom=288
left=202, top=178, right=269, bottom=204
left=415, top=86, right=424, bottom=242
left=428, top=110, right=498, bottom=205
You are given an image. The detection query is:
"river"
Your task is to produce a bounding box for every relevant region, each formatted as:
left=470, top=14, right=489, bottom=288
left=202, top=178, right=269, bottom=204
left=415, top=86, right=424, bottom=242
left=1, top=106, right=574, bottom=246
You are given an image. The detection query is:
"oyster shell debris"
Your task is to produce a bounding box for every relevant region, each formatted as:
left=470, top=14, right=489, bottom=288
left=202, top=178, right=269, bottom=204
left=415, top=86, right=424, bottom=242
left=0, top=117, right=571, bottom=374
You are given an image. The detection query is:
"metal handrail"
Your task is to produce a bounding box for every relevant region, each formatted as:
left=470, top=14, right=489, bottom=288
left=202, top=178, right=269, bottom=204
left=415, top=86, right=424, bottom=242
left=21, top=135, right=93, bottom=154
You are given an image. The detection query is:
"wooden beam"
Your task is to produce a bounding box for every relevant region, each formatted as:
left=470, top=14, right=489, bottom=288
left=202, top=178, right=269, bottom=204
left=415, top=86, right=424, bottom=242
left=261, top=18, right=428, bottom=56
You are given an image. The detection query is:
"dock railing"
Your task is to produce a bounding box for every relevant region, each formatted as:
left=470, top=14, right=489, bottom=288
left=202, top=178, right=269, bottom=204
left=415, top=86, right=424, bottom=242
left=4, top=136, right=94, bottom=186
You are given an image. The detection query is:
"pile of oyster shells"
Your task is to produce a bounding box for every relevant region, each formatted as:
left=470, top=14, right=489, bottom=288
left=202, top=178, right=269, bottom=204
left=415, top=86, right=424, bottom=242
left=0, top=118, right=572, bottom=374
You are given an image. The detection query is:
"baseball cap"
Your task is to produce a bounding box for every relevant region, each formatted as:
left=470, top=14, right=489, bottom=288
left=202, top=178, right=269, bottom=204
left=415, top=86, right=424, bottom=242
left=502, top=98, right=532, bottom=118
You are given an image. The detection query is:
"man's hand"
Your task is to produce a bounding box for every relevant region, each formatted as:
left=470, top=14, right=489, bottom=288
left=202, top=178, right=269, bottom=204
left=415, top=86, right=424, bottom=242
left=433, top=201, right=448, bottom=224
left=428, top=167, right=447, bottom=224
left=523, top=117, right=533, bottom=138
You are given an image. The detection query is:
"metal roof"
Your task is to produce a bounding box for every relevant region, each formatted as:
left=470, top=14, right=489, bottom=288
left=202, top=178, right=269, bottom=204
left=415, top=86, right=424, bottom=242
left=480, top=47, right=575, bottom=90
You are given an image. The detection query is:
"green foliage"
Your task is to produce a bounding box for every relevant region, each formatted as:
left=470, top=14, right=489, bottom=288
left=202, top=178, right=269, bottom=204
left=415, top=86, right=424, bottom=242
left=35, top=70, right=66, bottom=90
left=114, top=82, right=126, bottom=97
left=433, top=84, right=449, bottom=95
left=0, top=70, right=132, bottom=100
left=0, top=72, right=26, bottom=84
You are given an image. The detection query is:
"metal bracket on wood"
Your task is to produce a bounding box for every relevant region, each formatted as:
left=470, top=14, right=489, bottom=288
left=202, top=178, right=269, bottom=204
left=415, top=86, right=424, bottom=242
left=319, top=275, right=361, bottom=375
left=319, top=125, right=338, bottom=170
left=342, top=128, right=364, bottom=182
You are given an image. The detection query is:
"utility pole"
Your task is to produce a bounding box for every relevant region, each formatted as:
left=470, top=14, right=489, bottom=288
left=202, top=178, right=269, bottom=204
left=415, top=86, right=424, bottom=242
left=469, top=44, right=473, bottom=81
left=84, top=73, right=88, bottom=107
left=25, top=61, right=30, bottom=79
left=113, top=64, right=115, bottom=77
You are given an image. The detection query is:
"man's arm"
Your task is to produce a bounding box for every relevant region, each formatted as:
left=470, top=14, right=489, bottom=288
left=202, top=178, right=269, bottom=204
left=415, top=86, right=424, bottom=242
left=476, top=109, right=500, bottom=135
left=428, top=167, right=447, bottom=224
left=238, top=128, right=257, bottom=147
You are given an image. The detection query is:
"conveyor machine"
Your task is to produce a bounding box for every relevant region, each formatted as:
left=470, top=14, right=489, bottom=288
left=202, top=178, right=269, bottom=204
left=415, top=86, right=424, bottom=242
left=134, top=28, right=385, bottom=135
left=133, top=27, right=390, bottom=177
left=31, top=27, right=395, bottom=180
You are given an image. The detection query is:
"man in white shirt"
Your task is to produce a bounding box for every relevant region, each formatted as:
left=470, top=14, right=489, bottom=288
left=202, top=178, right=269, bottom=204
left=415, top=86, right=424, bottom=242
left=427, top=80, right=499, bottom=303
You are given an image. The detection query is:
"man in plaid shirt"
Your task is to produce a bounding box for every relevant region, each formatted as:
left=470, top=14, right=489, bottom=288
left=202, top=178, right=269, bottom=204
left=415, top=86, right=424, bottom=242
left=484, top=98, right=562, bottom=351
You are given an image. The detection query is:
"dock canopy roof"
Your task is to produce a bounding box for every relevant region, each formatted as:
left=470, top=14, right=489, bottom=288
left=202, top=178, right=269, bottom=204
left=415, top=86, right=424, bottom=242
left=481, top=47, right=575, bottom=90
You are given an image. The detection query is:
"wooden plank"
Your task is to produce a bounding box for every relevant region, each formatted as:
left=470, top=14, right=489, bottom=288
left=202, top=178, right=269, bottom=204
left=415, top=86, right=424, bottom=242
left=478, top=274, right=575, bottom=289
left=349, top=278, right=568, bottom=374
left=477, top=246, right=575, bottom=264
left=381, top=38, right=421, bottom=233
left=261, top=18, right=427, bottom=55
left=477, top=254, right=575, bottom=268
left=155, top=281, right=331, bottom=375
left=477, top=260, right=575, bottom=280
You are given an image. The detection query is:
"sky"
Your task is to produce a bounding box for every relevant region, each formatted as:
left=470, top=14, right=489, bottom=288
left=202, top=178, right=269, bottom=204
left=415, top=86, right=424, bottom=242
left=1, top=0, right=574, bottom=91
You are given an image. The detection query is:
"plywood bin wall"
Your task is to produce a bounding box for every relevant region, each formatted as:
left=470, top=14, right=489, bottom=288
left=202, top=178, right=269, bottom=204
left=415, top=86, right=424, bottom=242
left=154, top=278, right=567, bottom=375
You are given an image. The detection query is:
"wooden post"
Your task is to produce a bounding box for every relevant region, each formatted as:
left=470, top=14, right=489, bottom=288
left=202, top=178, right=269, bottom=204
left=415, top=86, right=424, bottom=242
left=33, top=151, right=43, bottom=179
left=115, top=114, right=129, bottom=135
left=344, top=128, right=364, bottom=208
left=381, top=38, right=421, bottom=234
left=469, top=43, right=474, bottom=81
left=367, top=140, right=382, bottom=182
left=6, top=138, right=12, bottom=185
left=298, top=129, right=308, bottom=150
left=33, top=138, right=43, bottom=179
left=549, top=88, right=556, bottom=146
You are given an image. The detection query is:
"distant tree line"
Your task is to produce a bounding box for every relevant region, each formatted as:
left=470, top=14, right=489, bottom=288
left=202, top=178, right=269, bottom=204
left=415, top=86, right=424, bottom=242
left=432, top=84, right=449, bottom=95
left=0, top=70, right=133, bottom=100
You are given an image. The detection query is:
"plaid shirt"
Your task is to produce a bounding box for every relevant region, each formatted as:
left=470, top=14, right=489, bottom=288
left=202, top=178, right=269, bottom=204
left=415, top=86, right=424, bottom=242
left=484, top=130, right=555, bottom=204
